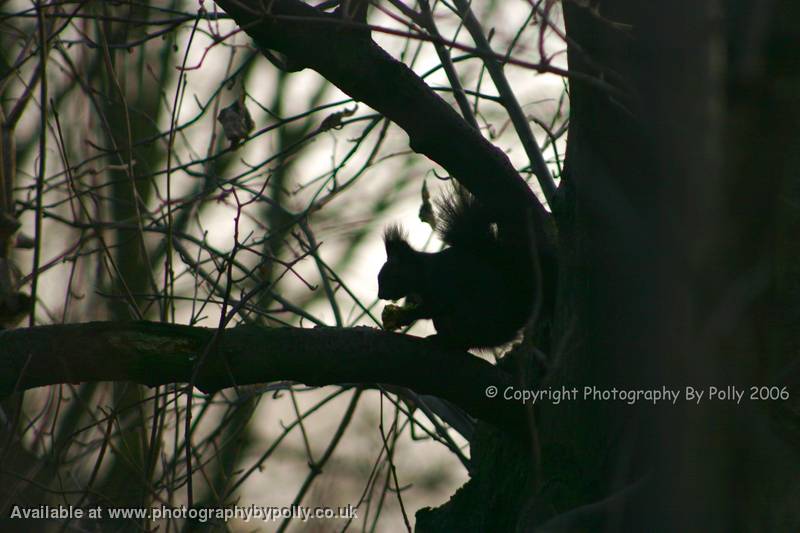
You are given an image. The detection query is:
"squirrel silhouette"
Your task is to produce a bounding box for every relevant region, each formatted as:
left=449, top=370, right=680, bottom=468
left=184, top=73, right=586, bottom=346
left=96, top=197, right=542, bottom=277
left=377, top=186, right=537, bottom=349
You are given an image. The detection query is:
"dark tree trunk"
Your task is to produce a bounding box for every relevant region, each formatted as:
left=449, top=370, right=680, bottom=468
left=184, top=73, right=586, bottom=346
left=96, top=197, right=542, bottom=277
left=420, top=1, right=800, bottom=530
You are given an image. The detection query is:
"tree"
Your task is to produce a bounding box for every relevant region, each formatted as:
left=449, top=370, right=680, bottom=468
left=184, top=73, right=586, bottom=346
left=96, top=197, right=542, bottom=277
left=1, top=1, right=799, bottom=531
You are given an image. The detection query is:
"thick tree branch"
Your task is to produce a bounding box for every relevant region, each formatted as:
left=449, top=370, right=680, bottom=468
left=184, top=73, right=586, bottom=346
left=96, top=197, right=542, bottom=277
left=0, top=321, right=525, bottom=432
left=212, top=0, right=553, bottom=245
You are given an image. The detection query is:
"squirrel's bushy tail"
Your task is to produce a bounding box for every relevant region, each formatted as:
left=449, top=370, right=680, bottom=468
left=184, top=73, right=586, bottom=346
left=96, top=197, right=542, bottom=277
left=435, top=185, right=497, bottom=250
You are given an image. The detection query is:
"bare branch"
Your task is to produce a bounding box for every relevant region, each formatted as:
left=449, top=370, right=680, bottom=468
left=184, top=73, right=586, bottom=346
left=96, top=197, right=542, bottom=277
left=0, top=321, right=525, bottom=433
left=213, top=0, right=553, bottom=243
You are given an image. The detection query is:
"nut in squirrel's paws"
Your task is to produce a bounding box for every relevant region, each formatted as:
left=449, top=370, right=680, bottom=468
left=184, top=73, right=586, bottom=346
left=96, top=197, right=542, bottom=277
left=381, top=304, right=405, bottom=331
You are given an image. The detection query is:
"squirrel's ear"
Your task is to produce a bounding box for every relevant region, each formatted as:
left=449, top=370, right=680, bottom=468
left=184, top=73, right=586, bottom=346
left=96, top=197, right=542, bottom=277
left=384, top=225, right=412, bottom=258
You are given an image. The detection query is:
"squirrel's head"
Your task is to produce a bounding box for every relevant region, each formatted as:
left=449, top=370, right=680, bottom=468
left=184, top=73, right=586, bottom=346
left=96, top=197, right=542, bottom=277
left=378, top=225, right=418, bottom=301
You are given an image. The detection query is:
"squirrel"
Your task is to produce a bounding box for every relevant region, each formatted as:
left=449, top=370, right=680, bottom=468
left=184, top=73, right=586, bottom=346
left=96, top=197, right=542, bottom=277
left=377, top=185, right=538, bottom=350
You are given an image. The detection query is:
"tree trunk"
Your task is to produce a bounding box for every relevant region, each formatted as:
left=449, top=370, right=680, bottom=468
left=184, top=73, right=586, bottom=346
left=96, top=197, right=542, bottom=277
left=420, top=1, right=800, bottom=530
